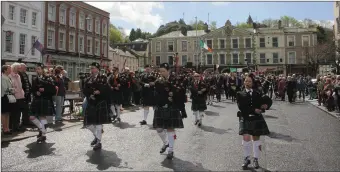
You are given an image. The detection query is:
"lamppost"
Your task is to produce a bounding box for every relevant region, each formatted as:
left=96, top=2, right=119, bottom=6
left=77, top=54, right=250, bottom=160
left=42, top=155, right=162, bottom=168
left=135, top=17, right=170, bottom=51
left=253, top=28, right=259, bottom=72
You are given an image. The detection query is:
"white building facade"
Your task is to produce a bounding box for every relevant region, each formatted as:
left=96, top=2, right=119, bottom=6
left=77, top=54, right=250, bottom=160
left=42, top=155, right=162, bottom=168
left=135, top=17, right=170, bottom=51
left=1, top=1, right=44, bottom=63
left=108, top=47, right=139, bottom=72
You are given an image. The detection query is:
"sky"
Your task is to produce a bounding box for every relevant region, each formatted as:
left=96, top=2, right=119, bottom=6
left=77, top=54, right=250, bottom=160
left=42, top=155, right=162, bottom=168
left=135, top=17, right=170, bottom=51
left=86, top=1, right=334, bottom=36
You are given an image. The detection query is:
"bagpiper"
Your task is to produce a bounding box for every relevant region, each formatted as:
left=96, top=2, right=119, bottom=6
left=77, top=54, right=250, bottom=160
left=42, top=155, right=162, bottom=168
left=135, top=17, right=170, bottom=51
left=236, top=74, right=270, bottom=169
left=153, top=63, right=184, bottom=159
left=108, top=67, right=123, bottom=123
left=83, top=62, right=111, bottom=150
left=30, top=63, right=57, bottom=143
left=139, top=65, right=158, bottom=125
left=189, top=72, right=208, bottom=126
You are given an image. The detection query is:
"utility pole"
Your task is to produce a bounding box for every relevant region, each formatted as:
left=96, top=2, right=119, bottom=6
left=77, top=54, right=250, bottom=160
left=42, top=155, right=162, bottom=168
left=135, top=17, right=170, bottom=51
left=195, top=16, right=198, bottom=71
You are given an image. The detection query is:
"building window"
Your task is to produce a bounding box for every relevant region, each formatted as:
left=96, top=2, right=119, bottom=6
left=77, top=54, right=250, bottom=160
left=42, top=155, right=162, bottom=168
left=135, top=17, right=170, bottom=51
left=232, top=53, right=239, bottom=64
left=206, top=54, right=213, bottom=65
left=168, top=56, right=174, bottom=65
left=60, top=8, right=66, bottom=24
left=260, top=53, right=266, bottom=64
left=79, top=37, right=84, bottom=52
left=219, top=39, right=225, bottom=49
left=273, top=53, right=279, bottom=63
left=5, top=32, right=13, bottom=53
left=182, top=41, right=187, bottom=52
left=47, top=30, right=54, bottom=47
left=156, top=42, right=161, bottom=52
left=219, top=54, right=226, bottom=64
left=59, top=32, right=64, bottom=49
left=95, top=41, right=99, bottom=55
left=69, top=35, right=74, bottom=51
left=80, top=14, right=84, bottom=29
left=95, top=20, right=100, bottom=33
left=232, top=38, right=238, bottom=49
left=260, top=38, right=265, bottom=47
left=19, top=34, right=26, bottom=55
left=245, top=38, right=251, bottom=48
left=156, top=56, right=161, bottom=65
left=31, top=36, right=36, bottom=55
left=20, top=8, right=27, bottom=24
left=182, top=55, right=188, bottom=65
left=103, top=23, right=107, bottom=34
left=103, top=43, right=107, bottom=57
left=168, top=41, right=174, bottom=52
left=288, top=52, right=296, bottom=64
left=245, top=53, right=252, bottom=64
left=302, top=35, right=310, bottom=47
left=272, top=37, right=278, bottom=47
left=87, top=18, right=92, bottom=31
left=194, top=54, right=198, bottom=63
left=287, top=36, right=295, bottom=47
left=32, top=12, right=37, bottom=26
left=70, top=12, right=75, bottom=27
left=193, top=41, right=198, bottom=49
left=8, top=5, right=15, bottom=20
left=87, top=39, right=91, bottom=53
left=48, top=5, right=55, bottom=20
left=206, top=40, right=212, bottom=49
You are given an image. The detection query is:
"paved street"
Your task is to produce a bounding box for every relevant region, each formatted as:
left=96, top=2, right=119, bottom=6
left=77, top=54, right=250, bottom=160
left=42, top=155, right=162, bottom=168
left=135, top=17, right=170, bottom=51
left=2, top=99, right=340, bottom=171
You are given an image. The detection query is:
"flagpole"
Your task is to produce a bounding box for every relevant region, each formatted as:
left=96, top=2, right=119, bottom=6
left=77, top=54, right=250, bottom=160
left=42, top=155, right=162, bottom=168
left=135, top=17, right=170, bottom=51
left=195, top=16, right=198, bottom=72
left=24, top=38, right=40, bottom=59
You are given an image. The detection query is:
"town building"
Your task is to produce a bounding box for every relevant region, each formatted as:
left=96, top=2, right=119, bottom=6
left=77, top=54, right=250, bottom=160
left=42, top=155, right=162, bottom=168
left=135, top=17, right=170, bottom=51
left=334, top=2, right=340, bottom=47
left=108, top=47, right=139, bottom=72
left=1, top=1, right=44, bottom=81
left=44, top=2, right=110, bottom=81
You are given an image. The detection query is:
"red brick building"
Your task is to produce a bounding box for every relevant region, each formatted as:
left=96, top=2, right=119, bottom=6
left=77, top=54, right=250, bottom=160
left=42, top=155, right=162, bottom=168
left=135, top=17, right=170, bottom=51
left=44, top=1, right=110, bottom=80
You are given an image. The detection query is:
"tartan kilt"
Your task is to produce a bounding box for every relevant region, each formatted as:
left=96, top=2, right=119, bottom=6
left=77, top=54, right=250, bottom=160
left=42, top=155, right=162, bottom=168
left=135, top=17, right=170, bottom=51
left=110, top=90, right=123, bottom=105
left=239, top=115, right=270, bottom=136
left=191, top=99, right=207, bottom=111
left=30, top=97, right=54, bottom=117
left=142, top=88, right=156, bottom=106
left=84, top=100, right=112, bottom=125
left=153, top=107, right=184, bottom=129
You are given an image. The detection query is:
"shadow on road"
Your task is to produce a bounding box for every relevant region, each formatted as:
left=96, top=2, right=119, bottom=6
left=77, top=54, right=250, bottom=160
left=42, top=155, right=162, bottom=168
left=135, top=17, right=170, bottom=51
left=1, top=141, right=10, bottom=148
left=24, top=142, right=56, bottom=158
left=267, top=132, right=296, bottom=142
left=204, top=111, right=220, bottom=116
left=51, top=123, right=66, bottom=132
left=210, top=104, right=225, bottom=109
left=200, top=126, right=232, bottom=135
left=263, top=115, right=278, bottom=119
left=86, top=150, right=131, bottom=170
left=113, top=121, right=136, bottom=129
left=161, top=157, right=211, bottom=171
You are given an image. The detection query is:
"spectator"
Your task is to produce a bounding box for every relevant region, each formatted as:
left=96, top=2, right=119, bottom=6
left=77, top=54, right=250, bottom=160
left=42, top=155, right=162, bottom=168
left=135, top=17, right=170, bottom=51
left=18, top=63, right=32, bottom=127
left=2, top=65, right=14, bottom=134
left=53, top=67, right=66, bottom=123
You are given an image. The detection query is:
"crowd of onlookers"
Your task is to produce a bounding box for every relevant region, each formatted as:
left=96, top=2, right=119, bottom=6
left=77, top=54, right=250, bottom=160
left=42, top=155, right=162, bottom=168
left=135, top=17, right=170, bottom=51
left=1, top=63, right=70, bottom=135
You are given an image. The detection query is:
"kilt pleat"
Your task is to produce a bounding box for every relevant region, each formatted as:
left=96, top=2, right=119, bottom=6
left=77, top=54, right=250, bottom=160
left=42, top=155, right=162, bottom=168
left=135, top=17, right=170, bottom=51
left=239, top=115, right=270, bottom=136
left=84, top=100, right=112, bottom=125
left=191, top=99, right=207, bottom=111
left=110, top=90, right=123, bottom=105
left=30, top=97, right=54, bottom=116
left=153, top=107, right=184, bottom=129
left=142, top=88, right=156, bottom=106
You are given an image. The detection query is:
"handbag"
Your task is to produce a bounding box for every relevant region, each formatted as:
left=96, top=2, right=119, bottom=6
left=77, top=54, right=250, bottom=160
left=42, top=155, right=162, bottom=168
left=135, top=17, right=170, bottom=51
left=7, top=94, right=16, bottom=103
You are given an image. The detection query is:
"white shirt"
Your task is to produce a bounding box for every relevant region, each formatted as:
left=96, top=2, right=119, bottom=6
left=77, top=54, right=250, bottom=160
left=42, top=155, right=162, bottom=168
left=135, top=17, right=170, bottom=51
left=245, top=88, right=253, bottom=96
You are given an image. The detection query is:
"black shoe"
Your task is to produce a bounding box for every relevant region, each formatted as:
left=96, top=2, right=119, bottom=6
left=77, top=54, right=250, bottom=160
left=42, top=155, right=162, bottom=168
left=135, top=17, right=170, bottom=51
left=140, top=120, right=147, bottom=125
left=166, top=151, right=174, bottom=159
left=91, top=138, right=98, bottom=146
left=253, top=158, right=260, bottom=169
left=197, top=121, right=202, bottom=127
left=37, top=136, right=46, bottom=143
left=242, top=156, right=251, bottom=170
left=194, top=120, right=199, bottom=125
left=160, top=144, right=169, bottom=154
left=37, top=131, right=42, bottom=138
left=114, top=118, right=121, bottom=123
left=93, top=143, right=102, bottom=151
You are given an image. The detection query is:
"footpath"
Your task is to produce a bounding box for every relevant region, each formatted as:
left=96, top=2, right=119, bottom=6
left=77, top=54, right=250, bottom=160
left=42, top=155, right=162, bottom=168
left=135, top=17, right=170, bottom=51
left=307, top=99, right=340, bottom=120
left=1, top=106, right=141, bottom=142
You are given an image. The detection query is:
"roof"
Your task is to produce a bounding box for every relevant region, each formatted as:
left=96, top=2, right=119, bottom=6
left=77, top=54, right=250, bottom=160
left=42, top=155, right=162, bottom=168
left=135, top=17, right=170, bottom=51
left=133, top=38, right=149, bottom=42
left=156, top=30, right=207, bottom=39
left=109, top=47, right=136, bottom=58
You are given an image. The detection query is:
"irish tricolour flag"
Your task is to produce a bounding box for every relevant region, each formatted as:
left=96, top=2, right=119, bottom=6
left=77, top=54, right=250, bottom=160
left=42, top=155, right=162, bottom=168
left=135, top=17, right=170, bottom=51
left=200, top=40, right=212, bottom=52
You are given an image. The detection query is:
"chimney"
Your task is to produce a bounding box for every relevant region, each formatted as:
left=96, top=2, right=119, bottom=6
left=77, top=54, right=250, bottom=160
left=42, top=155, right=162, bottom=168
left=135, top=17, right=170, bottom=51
left=278, top=20, right=282, bottom=29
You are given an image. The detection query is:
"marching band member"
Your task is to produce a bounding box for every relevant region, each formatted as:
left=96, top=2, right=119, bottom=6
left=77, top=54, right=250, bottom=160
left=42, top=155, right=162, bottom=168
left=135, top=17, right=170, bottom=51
left=139, top=65, right=157, bottom=125
left=108, top=67, right=123, bottom=123
left=153, top=63, right=184, bottom=159
left=236, top=74, right=270, bottom=169
left=83, top=62, right=111, bottom=150
left=189, top=73, right=207, bottom=126
left=30, top=63, right=57, bottom=143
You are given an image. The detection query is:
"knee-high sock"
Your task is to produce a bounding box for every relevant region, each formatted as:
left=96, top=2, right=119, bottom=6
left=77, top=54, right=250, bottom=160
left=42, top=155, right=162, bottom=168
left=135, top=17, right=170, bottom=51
left=253, top=140, right=261, bottom=158
left=114, top=104, right=121, bottom=118
left=199, top=111, right=204, bottom=121
left=87, top=125, right=97, bottom=137
left=110, top=105, right=116, bottom=117
left=31, top=118, right=45, bottom=134
left=193, top=111, right=198, bottom=121
left=167, top=131, right=175, bottom=152
left=242, top=140, right=252, bottom=158
left=40, top=119, right=47, bottom=126
left=156, top=128, right=167, bottom=145
left=143, top=109, right=149, bottom=121
left=95, top=125, right=103, bottom=143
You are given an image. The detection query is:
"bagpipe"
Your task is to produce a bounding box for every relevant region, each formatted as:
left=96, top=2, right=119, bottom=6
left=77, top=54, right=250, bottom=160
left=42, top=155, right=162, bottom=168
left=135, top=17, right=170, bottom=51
left=35, top=75, right=57, bottom=97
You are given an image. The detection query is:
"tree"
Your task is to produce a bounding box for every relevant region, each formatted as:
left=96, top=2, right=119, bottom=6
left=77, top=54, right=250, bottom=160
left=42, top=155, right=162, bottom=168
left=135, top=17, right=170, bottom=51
left=280, top=15, right=303, bottom=28
left=189, top=20, right=206, bottom=30
left=209, top=21, right=217, bottom=31
left=135, top=28, right=142, bottom=39
left=129, top=29, right=136, bottom=42
left=109, top=24, right=124, bottom=46
left=261, top=19, right=279, bottom=28
left=235, top=22, right=253, bottom=28
left=301, top=18, right=315, bottom=28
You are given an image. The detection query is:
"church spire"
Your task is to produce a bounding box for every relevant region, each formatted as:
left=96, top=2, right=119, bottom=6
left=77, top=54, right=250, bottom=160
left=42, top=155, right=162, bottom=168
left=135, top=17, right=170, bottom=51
left=247, top=14, right=253, bottom=25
